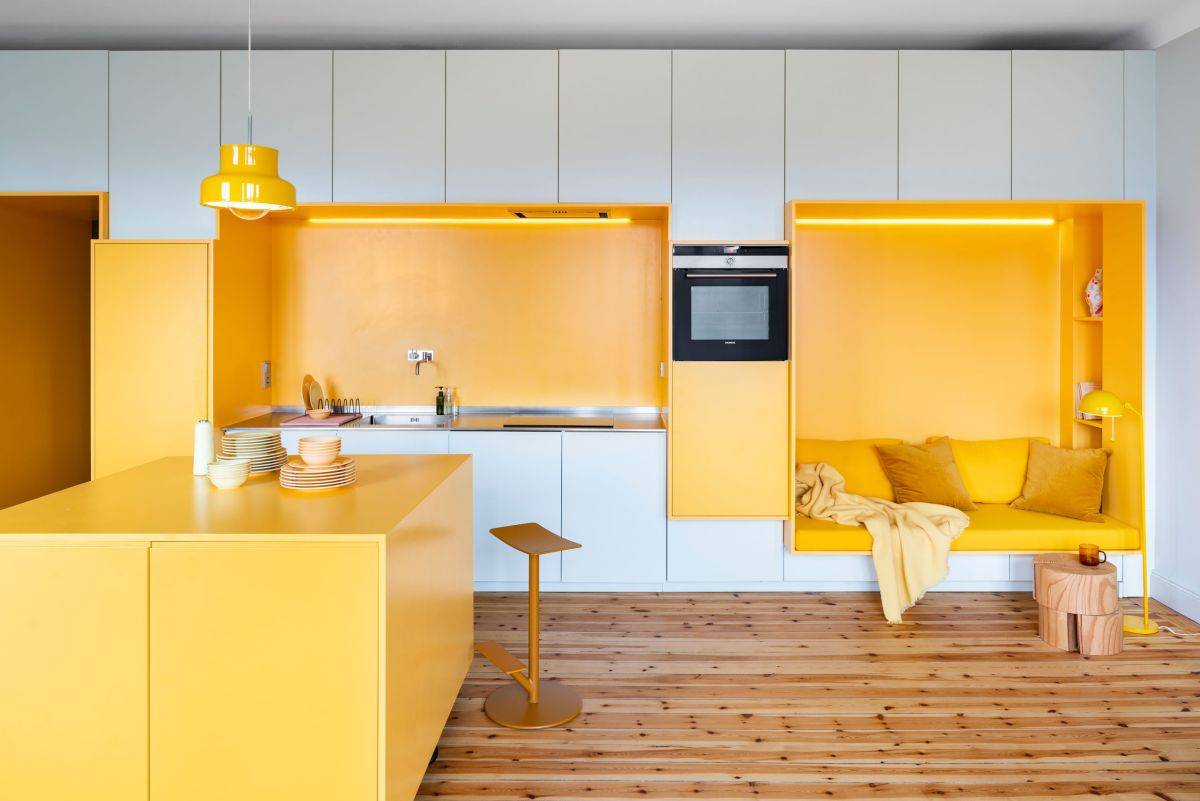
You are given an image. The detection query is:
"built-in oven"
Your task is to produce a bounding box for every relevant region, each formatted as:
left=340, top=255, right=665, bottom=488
left=672, top=244, right=789, bottom=361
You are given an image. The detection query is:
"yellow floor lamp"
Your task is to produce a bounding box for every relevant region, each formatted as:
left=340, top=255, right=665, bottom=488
left=1079, top=389, right=1158, bottom=635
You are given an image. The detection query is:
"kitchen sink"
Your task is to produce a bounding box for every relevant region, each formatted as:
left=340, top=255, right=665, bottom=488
left=364, top=413, right=451, bottom=427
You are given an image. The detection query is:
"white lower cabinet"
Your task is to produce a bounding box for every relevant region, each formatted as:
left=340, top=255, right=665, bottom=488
left=784, top=553, right=875, bottom=582
left=667, top=520, right=784, bottom=582
left=278, top=429, right=449, bottom=455
left=449, top=431, right=563, bottom=584
left=561, top=432, right=666, bottom=583
left=940, top=554, right=1012, bottom=585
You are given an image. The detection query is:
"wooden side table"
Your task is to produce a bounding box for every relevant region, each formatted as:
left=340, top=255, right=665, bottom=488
left=1034, top=553, right=1121, bottom=656
left=474, top=522, right=583, bottom=729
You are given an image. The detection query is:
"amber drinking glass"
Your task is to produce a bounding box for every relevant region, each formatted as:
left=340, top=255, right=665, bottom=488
left=1078, top=543, right=1107, bottom=567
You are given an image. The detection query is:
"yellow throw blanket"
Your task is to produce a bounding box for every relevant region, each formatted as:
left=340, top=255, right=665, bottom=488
left=796, top=462, right=968, bottom=623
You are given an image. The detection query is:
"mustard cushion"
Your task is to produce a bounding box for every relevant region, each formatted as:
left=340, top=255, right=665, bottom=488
left=1012, top=440, right=1110, bottom=522
left=793, top=504, right=1139, bottom=552
left=795, top=438, right=900, bottom=501
left=928, top=436, right=1049, bottom=504
left=875, top=437, right=977, bottom=511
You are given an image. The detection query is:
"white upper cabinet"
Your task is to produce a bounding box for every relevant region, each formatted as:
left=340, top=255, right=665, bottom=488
left=0, top=51, right=108, bottom=192
left=445, top=51, right=558, bottom=203
left=786, top=50, right=898, bottom=200
left=672, top=50, right=785, bottom=241
left=221, top=50, right=333, bottom=202
left=558, top=50, right=671, bottom=203
left=332, top=50, right=445, bottom=202
left=899, top=50, right=1011, bottom=199
left=109, top=51, right=220, bottom=239
left=1122, top=51, right=1155, bottom=202
left=1012, top=51, right=1124, bottom=199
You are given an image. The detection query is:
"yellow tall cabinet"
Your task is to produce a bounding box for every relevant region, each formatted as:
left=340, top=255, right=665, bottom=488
left=92, top=241, right=211, bottom=478
left=671, top=361, right=791, bottom=517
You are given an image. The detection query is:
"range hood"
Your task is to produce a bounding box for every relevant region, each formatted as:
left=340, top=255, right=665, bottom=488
left=509, top=208, right=611, bottom=219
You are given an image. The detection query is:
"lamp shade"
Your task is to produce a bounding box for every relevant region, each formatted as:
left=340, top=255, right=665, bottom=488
left=200, top=144, right=295, bottom=220
left=1079, top=389, right=1126, bottom=418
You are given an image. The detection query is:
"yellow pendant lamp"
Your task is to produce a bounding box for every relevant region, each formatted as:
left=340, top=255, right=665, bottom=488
left=200, top=0, right=294, bottom=220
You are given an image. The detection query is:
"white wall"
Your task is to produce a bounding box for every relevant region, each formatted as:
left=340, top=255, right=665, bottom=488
left=1153, top=26, right=1200, bottom=623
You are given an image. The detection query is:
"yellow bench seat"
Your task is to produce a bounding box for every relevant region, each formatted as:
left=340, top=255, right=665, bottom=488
left=793, top=504, right=1139, bottom=553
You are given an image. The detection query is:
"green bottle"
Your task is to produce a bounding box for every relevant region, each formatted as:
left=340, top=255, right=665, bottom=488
left=435, top=386, right=446, bottom=416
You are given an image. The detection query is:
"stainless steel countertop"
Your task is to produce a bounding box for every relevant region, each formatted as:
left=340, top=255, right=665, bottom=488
left=223, top=407, right=666, bottom=433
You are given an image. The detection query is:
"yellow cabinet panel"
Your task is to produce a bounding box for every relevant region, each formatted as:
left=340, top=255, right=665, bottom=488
left=385, top=462, right=475, bottom=800
left=149, top=543, right=378, bottom=801
left=92, top=241, right=210, bottom=478
left=671, top=361, right=790, bottom=517
left=0, top=545, right=149, bottom=801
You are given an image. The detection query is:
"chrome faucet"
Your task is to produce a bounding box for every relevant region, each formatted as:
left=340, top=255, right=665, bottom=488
left=408, top=349, right=434, bottom=376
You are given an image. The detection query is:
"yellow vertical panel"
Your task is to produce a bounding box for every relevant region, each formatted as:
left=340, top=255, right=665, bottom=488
left=385, top=460, right=474, bottom=800
left=1058, top=218, right=1076, bottom=447
left=150, top=543, right=378, bottom=801
left=671, top=361, right=789, bottom=517
left=0, top=544, right=148, bottom=801
left=1100, top=203, right=1145, bottom=531
left=92, top=242, right=210, bottom=478
left=212, top=212, right=273, bottom=427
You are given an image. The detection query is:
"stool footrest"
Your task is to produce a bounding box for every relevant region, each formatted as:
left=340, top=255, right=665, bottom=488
left=475, top=641, right=527, bottom=676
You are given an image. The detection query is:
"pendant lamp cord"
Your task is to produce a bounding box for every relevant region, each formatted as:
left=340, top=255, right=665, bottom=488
left=246, top=0, right=254, bottom=144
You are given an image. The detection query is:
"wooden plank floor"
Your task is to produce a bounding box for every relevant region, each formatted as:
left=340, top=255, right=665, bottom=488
left=421, top=592, right=1200, bottom=800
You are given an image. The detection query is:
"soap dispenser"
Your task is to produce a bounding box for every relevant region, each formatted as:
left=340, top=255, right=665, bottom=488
left=435, top=386, right=446, bottom=416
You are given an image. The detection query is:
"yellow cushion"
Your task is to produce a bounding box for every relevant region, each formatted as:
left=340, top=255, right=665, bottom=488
left=1012, top=440, right=1110, bottom=522
left=875, top=437, right=977, bottom=511
left=795, top=438, right=900, bottom=501
left=794, top=504, right=1139, bottom=552
left=929, top=436, right=1049, bottom=504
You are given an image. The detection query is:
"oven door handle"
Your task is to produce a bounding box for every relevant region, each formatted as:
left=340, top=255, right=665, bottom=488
left=684, top=272, right=778, bottom=279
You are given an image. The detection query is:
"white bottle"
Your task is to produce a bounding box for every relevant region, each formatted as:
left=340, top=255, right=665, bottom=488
left=193, top=420, right=215, bottom=475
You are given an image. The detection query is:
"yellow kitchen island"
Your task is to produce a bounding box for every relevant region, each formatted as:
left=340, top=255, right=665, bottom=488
left=0, top=454, right=473, bottom=801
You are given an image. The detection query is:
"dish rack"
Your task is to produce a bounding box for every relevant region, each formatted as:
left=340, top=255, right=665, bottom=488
left=319, top=397, right=362, bottom=414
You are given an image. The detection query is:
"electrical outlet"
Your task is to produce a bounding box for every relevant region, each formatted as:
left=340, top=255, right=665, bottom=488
left=260, top=360, right=272, bottom=389
left=407, top=349, right=435, bottom=362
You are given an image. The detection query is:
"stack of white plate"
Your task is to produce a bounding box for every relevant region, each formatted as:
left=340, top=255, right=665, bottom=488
left=207, top=458, right=251, bottom=489
left=279, top=455, right=357, bottom=491
left=297, top=435, right=342, bottom=466
left=220, top=431, right=287, bottom=473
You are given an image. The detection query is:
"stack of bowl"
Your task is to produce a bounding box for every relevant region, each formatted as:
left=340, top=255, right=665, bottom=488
left=207, top=458, right=251, bottom=489
left=298, top=435, right=341, bottom=465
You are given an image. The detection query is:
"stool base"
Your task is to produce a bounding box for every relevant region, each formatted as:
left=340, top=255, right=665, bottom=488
left=484, top=680, right=582, bottom=730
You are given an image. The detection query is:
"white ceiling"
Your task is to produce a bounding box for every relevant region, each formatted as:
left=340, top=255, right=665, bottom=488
left=3, top=0, right=1200, bottom=51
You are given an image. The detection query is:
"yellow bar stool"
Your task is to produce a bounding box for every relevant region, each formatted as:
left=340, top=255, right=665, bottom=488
left=474, top=522, right=582, bottom=729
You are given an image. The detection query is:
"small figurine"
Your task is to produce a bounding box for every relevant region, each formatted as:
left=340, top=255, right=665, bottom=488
left=1085, top=268, right=1103, bottom=318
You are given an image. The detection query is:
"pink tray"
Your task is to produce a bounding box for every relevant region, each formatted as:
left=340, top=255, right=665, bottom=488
left=280, top=413, right=362, bottom=427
